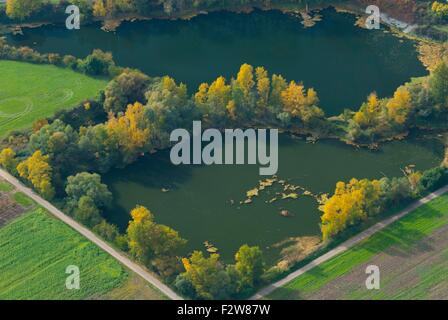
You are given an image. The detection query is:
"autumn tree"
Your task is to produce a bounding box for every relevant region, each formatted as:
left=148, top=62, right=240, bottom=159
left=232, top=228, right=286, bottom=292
left=180, top=251, right=232, bottom=300
left=353, top=93, right=381, bottom=127
left=106, top=102, right=151, bottom=164
left=234, top=245, right=264, bottom=290
left=235, top=63, right=255, bottom=106
left=386, top=87, right=412, bottom=125
left=320, top=178, right=383, bottom=241
left=281, top=81, right=323, bottom=123
left=0, top=148, right=17, bottom=173
left=255, top=67, right=270, bottom=116
left=6, top=0, right=43, bottom=20
left=17, top=150, right=55, bottom=199
left=269, top=74, right=287, bottom=114
left=127, top=205, right=186, bottom=264
left=92, top=0, right=107, bottom=17
left=195, top=76, right=232, bottom=125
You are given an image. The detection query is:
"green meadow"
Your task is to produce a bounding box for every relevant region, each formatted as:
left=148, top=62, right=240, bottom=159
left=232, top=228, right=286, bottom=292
left=0, top=208, right=129, bottom=299
left=0, top=60, right=107, bottom=138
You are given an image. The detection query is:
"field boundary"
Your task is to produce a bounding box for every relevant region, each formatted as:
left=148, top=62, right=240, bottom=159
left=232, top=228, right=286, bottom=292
left=251, top=184, right=448, bottom=300
left=0, top=168, right=183, bottom=300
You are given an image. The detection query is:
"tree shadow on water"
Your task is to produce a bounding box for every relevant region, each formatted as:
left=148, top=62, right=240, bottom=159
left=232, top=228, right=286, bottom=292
left=105, top=150, right=194, bottom=191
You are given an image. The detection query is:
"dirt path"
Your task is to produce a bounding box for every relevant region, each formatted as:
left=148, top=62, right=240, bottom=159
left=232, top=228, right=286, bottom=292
left=251, top=184, right=448, bottom=300
left=0, top=168, right=183, bottom=301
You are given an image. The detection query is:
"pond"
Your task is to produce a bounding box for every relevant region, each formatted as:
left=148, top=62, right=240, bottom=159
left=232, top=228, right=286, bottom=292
left=7, top=7, right=438, bottom=264
left=103, top=135, right=443, bottom=263
left=7, top=7, right=426, bottom=115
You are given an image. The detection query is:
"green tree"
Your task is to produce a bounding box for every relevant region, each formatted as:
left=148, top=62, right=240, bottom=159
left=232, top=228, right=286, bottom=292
left=181, top=251, right=232, bottom=300
left=104, top=69, right=150, bottom=113
left=430, top=62, right=448, bottom=106
left=73, top=195, right=102, bottom=227
left=0, top=148, right=17, bottom=173
left=234, top=245, right=264, bottom=290
left=127, top=206, right=186, bottom=264
left=65, top=172, right=112, bottom=212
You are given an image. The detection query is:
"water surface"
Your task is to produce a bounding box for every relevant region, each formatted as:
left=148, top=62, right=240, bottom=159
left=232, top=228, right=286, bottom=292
left=7, top=8, right=426, bottom=115
left=103, top=135, right=443, bottom=262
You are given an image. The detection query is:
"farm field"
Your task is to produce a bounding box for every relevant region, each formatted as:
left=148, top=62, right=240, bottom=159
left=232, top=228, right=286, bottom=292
left=0, top=60, right=107, bottom=138
left=0, top=179, right=166, bottom=300
left=267, top=193, right=448, bottom=300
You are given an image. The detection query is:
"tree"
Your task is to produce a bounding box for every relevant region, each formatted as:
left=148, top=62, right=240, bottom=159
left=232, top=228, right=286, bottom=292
left=429, top=62, right=448, bottom=106
left=0, top=148, right=17, bottom=173
left=234, top=245, right=264, bottom=290
left=93, top=219, right=120, bottom=242
left=146, top=76, right=199, bottom=148
left=92, top=0, right=107, bottom=17
left=269, top=74, right=287, bottom=114
left=106, top=102, right=151, bottom=164
left=73, top=195, right=102, bottom=227
left=417, top=167, right=447, bottom=193
left=104, top=69, right=150, bottom=113
left=6, top=0, right=43, bottom=20
left=386, top=87, right=412, bottom=125
left=17, top=150, right=55, bottom=199
left=320, top=178, right=382, bottom=241
left=195, top=76, right=232, bottom=125
left=353, top=93, right=380, bottom=127
left=127, top=205, right=186, bottom=264
left=78, top=49, right=116, bottom=76
left=281, top=81, right=323, bottom=123
left=181, top=251, right=232, bottom=300
left=255, top=67, right=270, bottom=116
left=236, top=63, right=255, bottom=104
left=28, top=120, right=80, bottom=183
left=65, top=172, right=112, bottom=212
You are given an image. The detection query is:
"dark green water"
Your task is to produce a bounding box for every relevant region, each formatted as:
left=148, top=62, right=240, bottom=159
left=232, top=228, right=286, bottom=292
left=7, top=8, right=426, bottom=114
left=7, top=8, right=437, bottom=263
left=103, top=136, right=443, bottom=262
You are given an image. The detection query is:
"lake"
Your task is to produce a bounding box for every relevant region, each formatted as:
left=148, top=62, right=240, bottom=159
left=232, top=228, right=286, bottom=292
left=7, top=7, right=426, bottom=115
left=103, top=135, right=443, bottom=262
left=7, top=7, right=438, bottom=263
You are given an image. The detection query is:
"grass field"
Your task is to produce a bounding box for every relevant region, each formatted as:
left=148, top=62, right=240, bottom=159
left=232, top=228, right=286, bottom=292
left=0, top=184, right=166, bottom=300
left=268, top=193, right=448, bottom=300
left=0, top=60, right=107, bottom=138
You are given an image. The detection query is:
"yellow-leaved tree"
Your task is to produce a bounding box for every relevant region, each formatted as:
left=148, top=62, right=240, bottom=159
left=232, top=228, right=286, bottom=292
left=386, top=87, right=412, bottom=125
left=236, top=63, right=255, bottom=103
left=106, top=102, right=151, bottom=163
left=17, top=150, right=54, bottom=199
left=320, top=178, right=382, bottom=241
left=255, top=66, right=270, bottom=113
left=353, top=93, right=381, bottom=127
left=281, top=81, right=322, bottom=123
left=0, top=148, right=17, bottom=173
